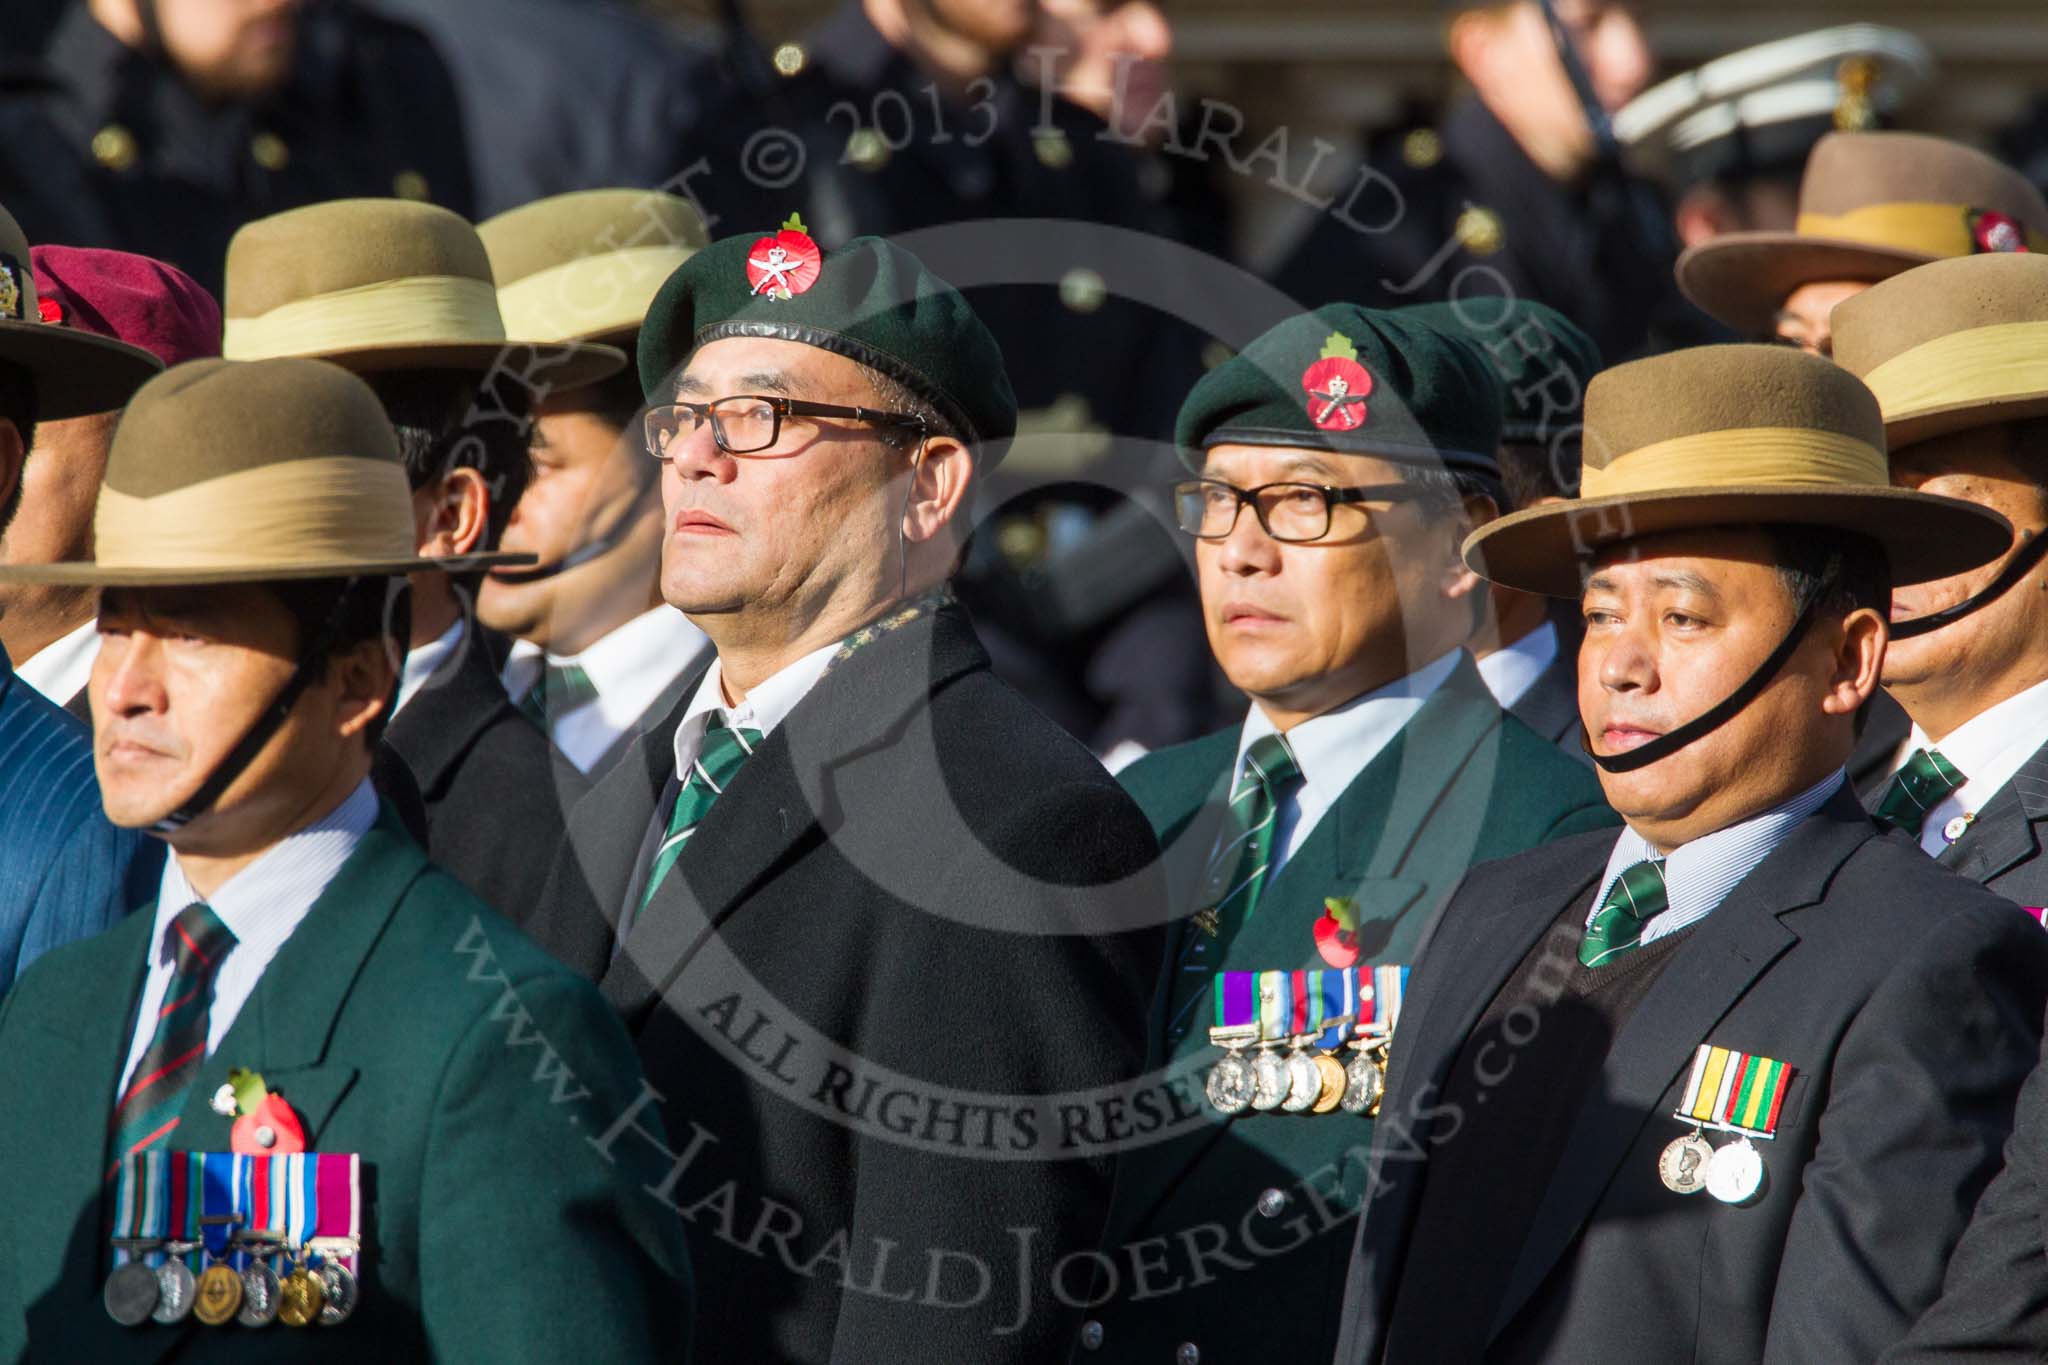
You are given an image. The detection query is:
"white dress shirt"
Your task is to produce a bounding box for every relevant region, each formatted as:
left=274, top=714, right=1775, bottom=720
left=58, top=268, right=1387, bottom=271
left=1475, top=619, right=1559, bottom=711
left=15, top=619, right=99, bottom=708
left=116, top=779, right=379, bottom=1098
left=502, top=607, right=711, bottom=774
left=395, top=618, right=465, bottom=714
left=1594, top=769, right=1844, bottom=948
left=1895, top=676, right=2048, bottom=856
left=1232, top=648, right=1462, bottom=875
left=670, top=640, right=840, bottom=779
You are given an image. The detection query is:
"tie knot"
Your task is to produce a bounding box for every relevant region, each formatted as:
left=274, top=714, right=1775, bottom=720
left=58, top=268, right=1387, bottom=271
left=1876, top=747, right=1968, bottom=834
left=1241, top=733, right=1303, bottom=797
left=164, top=901, right=236, bottom=973
left=695, top=717, right=765, bottom=786
left=524, top=661, right=599, bottom=724
left=1605, top=858, right=1669, bottom=919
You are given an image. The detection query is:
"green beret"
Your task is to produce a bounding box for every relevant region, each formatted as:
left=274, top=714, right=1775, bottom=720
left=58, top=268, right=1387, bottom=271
left=1175, top=304, right=1506, bottom=477
left=636, top=216, right=1017, bottom=458
left=1400, top=300, right=1601, bottom=446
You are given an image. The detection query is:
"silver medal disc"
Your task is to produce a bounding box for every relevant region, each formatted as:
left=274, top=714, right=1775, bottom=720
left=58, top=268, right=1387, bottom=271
left=238, top=1260, right=282, bottom=1327
left=1250, top=1049, right=1291, bottom=1111
left=103, top=1261, right=160, bottom=1327
left=1282, top=1050, right=1323, bottom=1113
left=151, top=1259, right=197, bottom=1324
left=1341, top=1052, right=1385, bottom=1115
left=317, top=1261, right=358, bottom=1326
left=1204, top=1052, right=1254, bottom=1114
left=1658, top=1133, right=1715, bottom=1195
left=1705, top=1138, right=1766, bottom=1205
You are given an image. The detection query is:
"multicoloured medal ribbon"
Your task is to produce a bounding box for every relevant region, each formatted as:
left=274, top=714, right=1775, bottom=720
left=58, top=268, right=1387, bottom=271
left=1209, top=972, right=1257, bottom=1042
left=1257, top=969, right=1292, bottom=1042
left=1675, top=1044, right=1793, bottom=1139
left=1359, top=964, right=1409, bottom=1038
left=1313, top=969, right=1353, bottom=1052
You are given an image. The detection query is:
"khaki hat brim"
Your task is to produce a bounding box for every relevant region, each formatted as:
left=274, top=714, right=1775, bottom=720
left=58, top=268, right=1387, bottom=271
left=0, top=549, right=535, bottom=587
left=1463, top=485, right=2011, bottom=598
left=279, top=339, right=625, bottom=389
left=1886, top=391, right=2048, bottom=451
left=1676, top=233, right=1935, bottom=336
left=0, top=321, right=164, bottom=420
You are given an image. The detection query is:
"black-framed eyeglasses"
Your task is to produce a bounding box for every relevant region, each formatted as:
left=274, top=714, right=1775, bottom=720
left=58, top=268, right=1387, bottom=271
left=644, top=395, right=927, bottom=459
left=1173, top=478, right=1427, bottom=543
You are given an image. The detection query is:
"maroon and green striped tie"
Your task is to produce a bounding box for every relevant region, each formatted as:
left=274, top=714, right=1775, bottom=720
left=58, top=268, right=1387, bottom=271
left=107, top=902, right=236, bottom=1178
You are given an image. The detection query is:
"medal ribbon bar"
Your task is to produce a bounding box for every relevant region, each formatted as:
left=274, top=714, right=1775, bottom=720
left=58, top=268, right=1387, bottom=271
left=1675, top=1044, right=1793, bottom=1139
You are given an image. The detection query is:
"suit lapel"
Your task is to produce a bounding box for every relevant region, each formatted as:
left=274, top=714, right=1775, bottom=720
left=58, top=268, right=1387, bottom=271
left=1508, top=655, right=1579, bottom=746
left=1941, top=739, right=2048, bottom=887
left=1488, top=790, right=1876, bottom=1339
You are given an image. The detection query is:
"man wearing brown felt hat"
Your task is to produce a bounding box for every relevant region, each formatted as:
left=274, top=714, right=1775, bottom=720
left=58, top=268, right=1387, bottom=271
left=0, top=357, right=692, bottom=1359
left=1333, top=344, right=2048, bottom=1363
left=221, top=197, right=627, bottom=927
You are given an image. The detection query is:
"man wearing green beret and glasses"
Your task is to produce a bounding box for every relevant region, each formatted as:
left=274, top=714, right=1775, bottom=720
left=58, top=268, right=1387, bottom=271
left=530, top=220, right=1166, bottom=1364
left=1082, top=304, right=1613, bottom=1364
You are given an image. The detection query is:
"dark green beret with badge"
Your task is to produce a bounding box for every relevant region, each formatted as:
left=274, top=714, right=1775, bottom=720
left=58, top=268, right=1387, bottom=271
left=1400, top=299, right=1600, bottom=448
left=636, top=214, right=1018, bottom=459
left=1175, top=303, right=1507, bottom=478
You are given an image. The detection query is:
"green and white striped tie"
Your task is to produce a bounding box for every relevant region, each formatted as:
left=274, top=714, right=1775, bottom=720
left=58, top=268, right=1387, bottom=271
left=1874, top=748, right=1966, bottom=837
left=1580, top=858, right=1669, bottom=968
left=1194, top=733, right=1305, bottom=943
left=637, top=717, right=764, bottom=914
left=519, top=662, right=600, bottom=729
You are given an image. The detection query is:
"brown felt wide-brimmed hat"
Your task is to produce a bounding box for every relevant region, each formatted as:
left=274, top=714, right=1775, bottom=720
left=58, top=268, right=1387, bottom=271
left=1464, top=344, right=2011, bottom=597
left=0, top=357, right=533, bottom=586
left=1832, top=252, right=2048, bottom=449
left=479, top=189, right=708, bottom=348
left=1677, top=132, right=2048, bottom=337
left=0, top=202, right=162, bottom=418
left=221, top=199, right=626, bottom=386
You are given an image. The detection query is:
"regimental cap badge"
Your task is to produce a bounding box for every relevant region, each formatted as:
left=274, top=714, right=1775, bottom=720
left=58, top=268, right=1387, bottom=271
left=1301, top=331, right=1373, bottom=431
left=745, top=213, right=823, bottom=301
left=1968, top=207, right=2030, bottom=254
left=0, top=255, right=21, bottom=322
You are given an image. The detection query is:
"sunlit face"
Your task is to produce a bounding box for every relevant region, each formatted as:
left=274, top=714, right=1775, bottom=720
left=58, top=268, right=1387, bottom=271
left=1773, top=280, right=1869, bottom=358
left=153, top=0, right=302, bottom=100
left=1195, top=444, right=1472, bottom=724
left=0, top=408, right=116, bottom=625
left=923, top=0, right=1037, bottom=55
left=1580, top=528, right=1872, bottom=848
left=92, top=584, right=387, bottom=849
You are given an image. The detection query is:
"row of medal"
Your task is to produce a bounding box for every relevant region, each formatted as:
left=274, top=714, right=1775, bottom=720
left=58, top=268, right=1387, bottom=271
left=103, top=1150, right=363, bottom=1329
left=1656, top=1044, right=1793, bottom=1206
left=1204, top=965, right=1407, bottom=1118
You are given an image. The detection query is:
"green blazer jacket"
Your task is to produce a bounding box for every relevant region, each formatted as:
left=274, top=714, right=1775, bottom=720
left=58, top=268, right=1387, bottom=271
left=1086, top=656, right=1617, bottom=1364
left=0, top=808, right=692, bottom=1363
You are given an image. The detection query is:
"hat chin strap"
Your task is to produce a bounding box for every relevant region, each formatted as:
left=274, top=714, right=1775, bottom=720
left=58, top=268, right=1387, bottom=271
left=149, top=577, right=377, bottom=837
left=1582, top=563, right=1835, bottom=775
left=486, top=492, right=649, bottom=587
left=1888, top=530, right=2048, bottom=640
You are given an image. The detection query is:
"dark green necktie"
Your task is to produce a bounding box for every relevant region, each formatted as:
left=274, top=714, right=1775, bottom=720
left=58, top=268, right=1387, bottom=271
left=1874, top=748, right=1967, bottom=837
left=1580, top=858, right=1669, bottom=968
left=519, top=662, right=599, bottom=728
left=637, top=717, right=764, bottom=913
left=1195, top=733, right=1305, bottom=941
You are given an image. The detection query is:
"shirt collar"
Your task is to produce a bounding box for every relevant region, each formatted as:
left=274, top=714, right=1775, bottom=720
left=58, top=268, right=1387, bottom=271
left=670, top=640, right=841, bottom=778
left=14, top=619, right=98, bottom=706
left=1235, top=648, right=1463, bottom=792
left=1474, top=620, right=1559, bottom=711
left=153, top=778, right=379, bottom=967
left=557, top=607, right=708, bottom=720
left=395, top=618, right=465, bottom=714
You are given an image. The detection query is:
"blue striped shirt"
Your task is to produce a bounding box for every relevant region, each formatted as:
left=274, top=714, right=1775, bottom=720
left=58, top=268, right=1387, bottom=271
left=0, top=653, right=157, bottom=995
left=1594, top=769, right=1846, bottom=946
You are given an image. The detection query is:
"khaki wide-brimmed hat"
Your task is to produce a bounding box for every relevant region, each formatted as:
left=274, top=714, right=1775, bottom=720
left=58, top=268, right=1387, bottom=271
left=1676, top=132, right=2048, bottom=337
left=221, top=199, right=625, bottom=387
left=1831, top=252, right=2048, bottom=450
left=1464, top=344, right=2011, bottom=598
left=0, top=357, right=533, bottom=586
left=479, top=189, right=708, bottom=348
left=0, top=203, right=162, bottom=418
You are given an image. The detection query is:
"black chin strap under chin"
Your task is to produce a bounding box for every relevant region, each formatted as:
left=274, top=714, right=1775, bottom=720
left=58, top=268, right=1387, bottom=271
left=150, top=577, right=374, bottom=837
left=485, top=491, right=650, bottom=587
left=1888, top=530, right=2048, bottom=640
left=1582, top=562, right=1836, bottom=776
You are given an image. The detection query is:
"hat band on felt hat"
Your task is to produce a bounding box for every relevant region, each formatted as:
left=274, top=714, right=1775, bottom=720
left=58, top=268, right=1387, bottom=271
left=1794, top=202, right=2048, bottom=257
left=496, top=245, right=694, bottom=344
left=1580, top=428, right=1888, bottom=500
left=223, top=275, right=505, bottom=359
left=93, top=457, right=418, bottom=571
left=1860, top=321, right=2048, bottom=425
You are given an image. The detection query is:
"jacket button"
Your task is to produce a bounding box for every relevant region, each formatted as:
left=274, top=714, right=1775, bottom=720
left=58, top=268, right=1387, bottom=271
left=91, top=124, right=138, bottom=172
left=250, top=132, right=290, bottom=172
left=1176, top=1343, right=1200, bottom=1364
left=1256, top=1187, right=1288, bottom=1218
left=1079, top=1320, right=1104, bottom=1351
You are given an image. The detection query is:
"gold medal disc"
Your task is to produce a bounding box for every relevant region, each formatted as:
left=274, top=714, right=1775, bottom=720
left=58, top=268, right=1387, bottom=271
left=1311, top=1054, right=1348, bottom=1113
left=193, top=1263, right=244, bottom=1326
left=277, top=1269, right=326, bottom=1327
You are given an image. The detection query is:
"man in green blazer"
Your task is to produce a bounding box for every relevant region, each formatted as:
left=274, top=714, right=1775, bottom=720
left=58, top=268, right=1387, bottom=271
left=1080, top=306, right=1615, bottom=1363
left=0, top=357, right=690, bottom=1361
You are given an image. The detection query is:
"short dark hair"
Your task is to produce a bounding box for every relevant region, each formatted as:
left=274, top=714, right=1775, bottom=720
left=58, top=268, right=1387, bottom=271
left=264, top=577, right=411, bottom=748
left=1497, top=436, right=1580, bottom=509
left=1758, top=524, right=1892, bottom=622
left=859, top=364, right=954, bottom=450
left=361, top=369, right=534, bottom=552
left=1399, top=463, right=1507, bottom=539
left=0, top=360, right=40, bottom=537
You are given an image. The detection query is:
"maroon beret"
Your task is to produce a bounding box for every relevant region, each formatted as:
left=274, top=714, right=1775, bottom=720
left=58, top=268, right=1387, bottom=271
left=30, top=246, right=221, bottom=370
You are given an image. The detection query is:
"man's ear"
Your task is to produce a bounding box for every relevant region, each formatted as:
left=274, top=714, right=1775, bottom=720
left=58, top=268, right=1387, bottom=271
left=1439, top=492, right=1497, bottom=603
left=413, top=467, right=490, bottom=557
left=901, top=435, right=975, bottom=545
left=1820, top=606, right=1887, bottom=718
left=330, top=635, right=396, bottom=745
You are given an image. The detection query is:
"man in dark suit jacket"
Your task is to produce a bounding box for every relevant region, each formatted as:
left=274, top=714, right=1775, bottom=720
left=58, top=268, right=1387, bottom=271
left=1833, top=255, right=2048, bottom=906
left=1085, top=305, right=1614, bottom=1364
left=532, top=228, right=1164, bottom=1363
left=0, top=357, right=689, bottom=1360
left=1336, top=344, right=2048, bottom=1362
